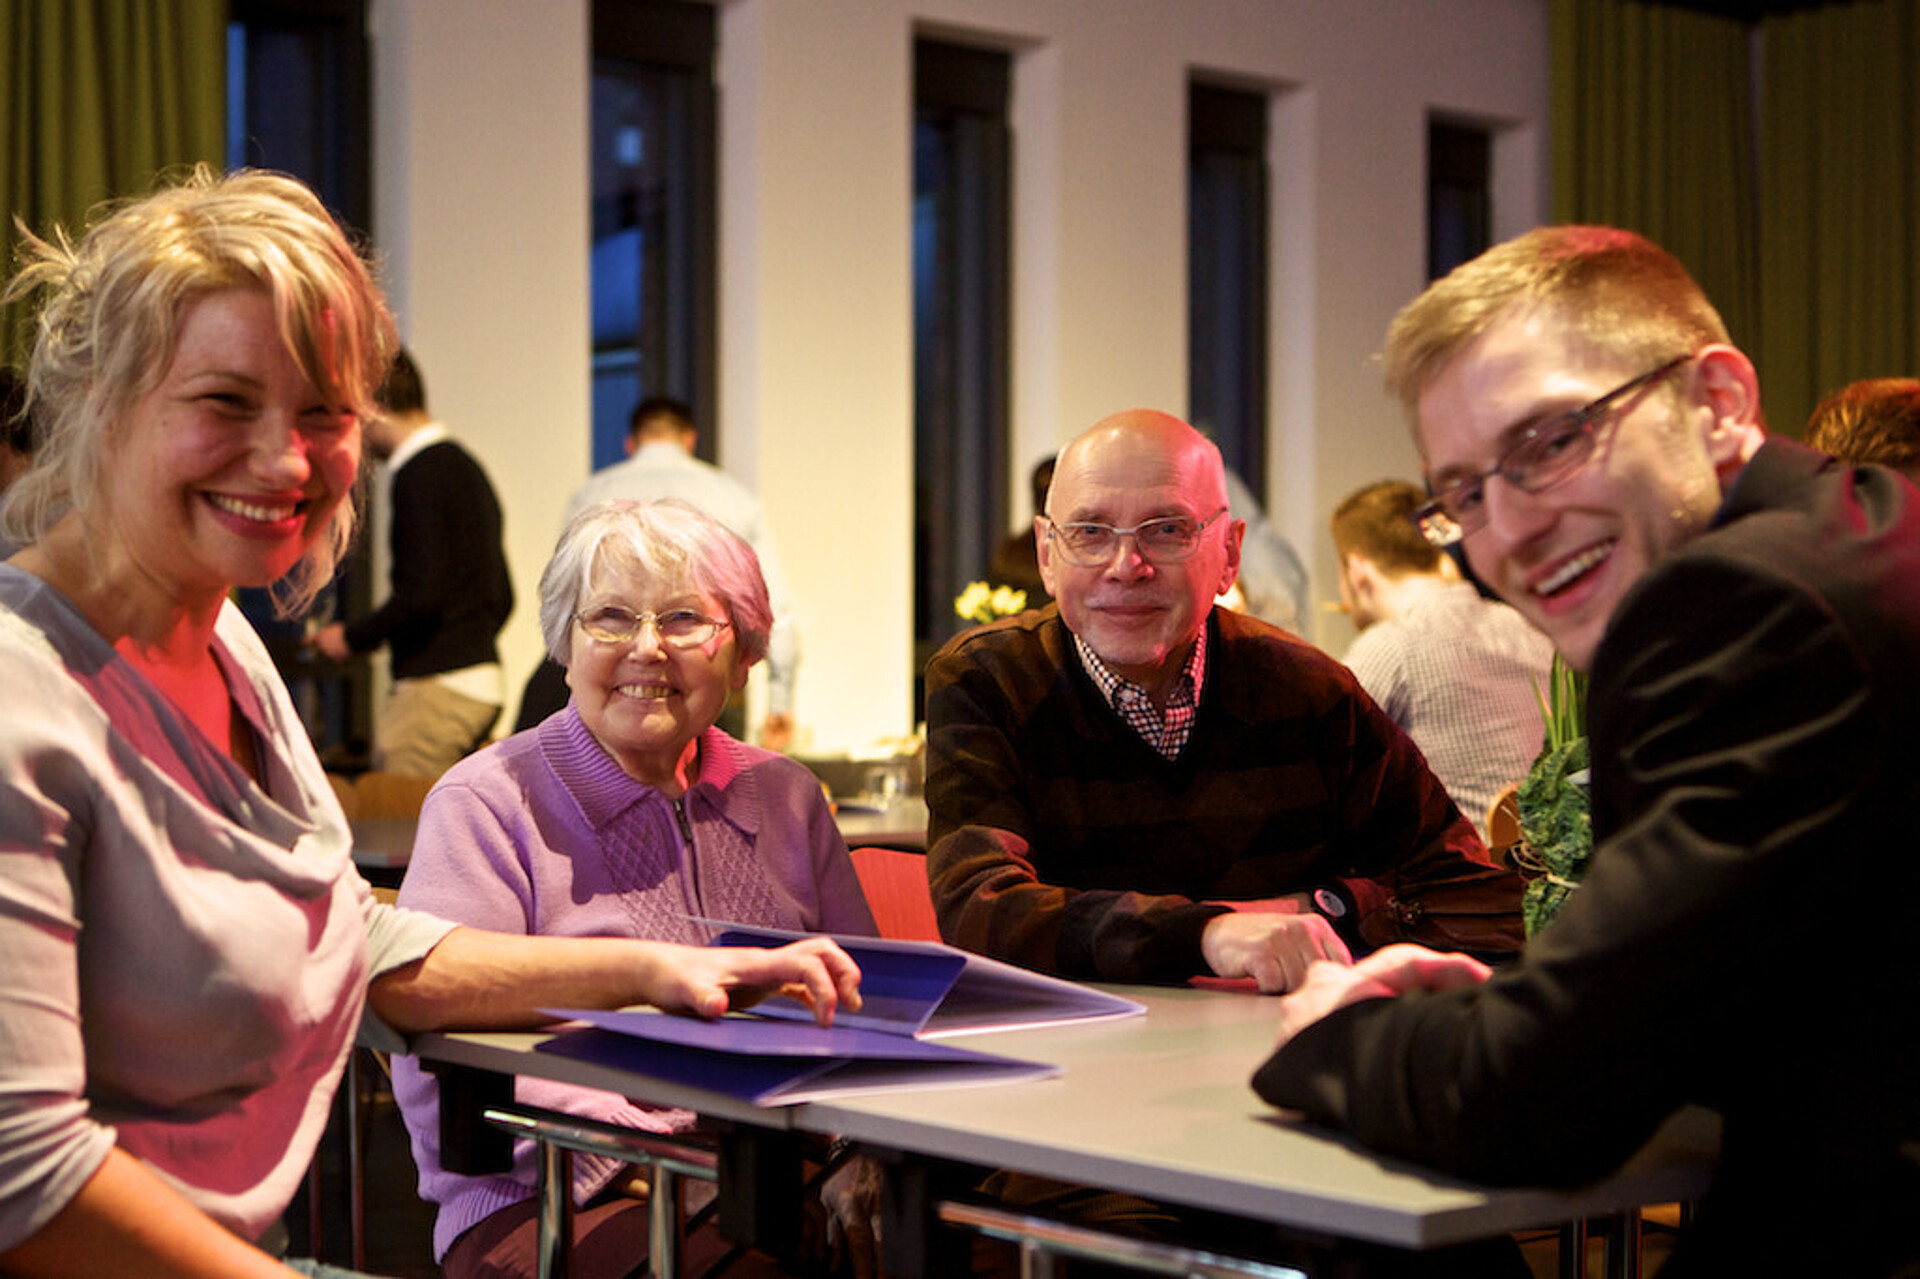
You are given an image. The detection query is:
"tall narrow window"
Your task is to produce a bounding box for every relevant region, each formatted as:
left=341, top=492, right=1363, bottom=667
left=1428, top=119, right=1491, bottom=281
left=228, top=0, right=372, bottom=766
left=914, top=40, right=1012, bottom=702
left=1188, top=82, right=1269, bottom=493
left=592, top=0, right=717, bottom=466
left=229, top=0, right=370, bottom=228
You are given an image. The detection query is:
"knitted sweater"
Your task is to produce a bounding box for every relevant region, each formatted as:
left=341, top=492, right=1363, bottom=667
left=392, top=708, right=875, bottom=1260
left=924, top=606, right=1523, bottom=982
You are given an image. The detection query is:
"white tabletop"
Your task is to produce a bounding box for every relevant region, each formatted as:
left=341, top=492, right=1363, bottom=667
left=414, top=983, right=1715, bottom=1251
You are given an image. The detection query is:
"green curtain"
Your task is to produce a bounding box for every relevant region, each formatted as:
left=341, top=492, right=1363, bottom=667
left=1756, top=0, right=1920, bottom=434
left=1550, top=0, right=1760, bottom=353
left=1554, top=0, right=1920, bottom=434
left=0, top=0, right=226, bottom=368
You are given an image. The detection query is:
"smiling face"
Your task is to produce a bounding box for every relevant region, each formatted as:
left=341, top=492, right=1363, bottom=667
left=95, top=287, right=359, bottom=614
left=565, top=556, right=748, bottom=793
left=1415, top=308, right=1755, bottom=672
left=1038, top=411, right=1242, bottom=700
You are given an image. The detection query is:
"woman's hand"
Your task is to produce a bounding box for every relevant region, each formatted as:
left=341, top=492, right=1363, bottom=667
left=372, top=931, right=863, bottom=1033
left=656, top=936, right=864, bottom=1026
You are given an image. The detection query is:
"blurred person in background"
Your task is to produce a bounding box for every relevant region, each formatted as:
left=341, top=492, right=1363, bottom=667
left=1330, top=478, right=1552, bottom=839
left=310, top=347, right=514, bottom=778
left=1802, top=375, right=1920, bottom=482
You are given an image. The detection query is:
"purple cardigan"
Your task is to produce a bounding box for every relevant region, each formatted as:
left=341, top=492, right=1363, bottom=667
left=392, top=708, right=875, bottom=1260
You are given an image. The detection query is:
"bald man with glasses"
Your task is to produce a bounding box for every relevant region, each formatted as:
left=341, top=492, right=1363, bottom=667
left=922, top=409, right=1524, bottom=994
left=1254, top=226, right=1920, bottom=1277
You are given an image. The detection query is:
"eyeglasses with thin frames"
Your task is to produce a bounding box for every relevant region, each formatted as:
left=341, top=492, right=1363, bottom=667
left=1410, top=354, right=1694, bottom=548
left=574, top=605, right=731, bottom=648
left=1042, top=507, right=1229, bottom=567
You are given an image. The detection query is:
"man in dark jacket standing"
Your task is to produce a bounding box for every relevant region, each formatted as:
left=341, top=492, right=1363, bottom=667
left=314, top=348, right=513, bottom=777
left=1254, top=226, right=1920, bottom=1277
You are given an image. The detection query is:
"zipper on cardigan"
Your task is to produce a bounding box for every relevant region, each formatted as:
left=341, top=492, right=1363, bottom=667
left=674, top=797, right=703, bottom=919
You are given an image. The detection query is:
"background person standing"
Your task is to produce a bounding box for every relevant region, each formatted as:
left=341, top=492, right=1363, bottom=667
left=556, top=396, right=799, bottom=749
left=313, top=347, right=513, bottom=777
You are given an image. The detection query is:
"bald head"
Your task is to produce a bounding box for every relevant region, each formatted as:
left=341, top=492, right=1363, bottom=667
left=1047, top=409, right=1230, bottom=521
left=1038, top=409, right=1242, bottom=702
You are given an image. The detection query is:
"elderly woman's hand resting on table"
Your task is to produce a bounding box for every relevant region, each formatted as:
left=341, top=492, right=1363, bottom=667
left=672, top=933, right=864, bottom=1023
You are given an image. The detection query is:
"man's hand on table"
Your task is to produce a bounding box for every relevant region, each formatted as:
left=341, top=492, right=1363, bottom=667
left=1200, top=901, right=1353, bottom=993
left=1271, top=943, right=1491, bottom=1049
left=655, top=936, right=863, bottom=1025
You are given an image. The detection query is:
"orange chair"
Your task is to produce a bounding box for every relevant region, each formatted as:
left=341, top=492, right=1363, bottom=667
left=849, top=845, right=942, bottom=941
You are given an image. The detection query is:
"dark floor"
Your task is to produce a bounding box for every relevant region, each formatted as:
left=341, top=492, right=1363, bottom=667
left=290, top=1061, right=440, bottom=1278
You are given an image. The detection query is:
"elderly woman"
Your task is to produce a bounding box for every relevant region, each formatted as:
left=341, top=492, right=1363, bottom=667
left=0, top=169, right=857, bottom=1279
left=393, top=497, right=876, bottom=1277
left=397, top=491, right=879, bottom=1267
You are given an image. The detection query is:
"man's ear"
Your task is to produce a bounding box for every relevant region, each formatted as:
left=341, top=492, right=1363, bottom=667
left=1344, top=552, right=1387, bottom=614
left=1216, top=518, right=1246, bottom=597
left=1692, top=344, right=1767, bottom=470
left=1035, top=516, right=1059, bottom=598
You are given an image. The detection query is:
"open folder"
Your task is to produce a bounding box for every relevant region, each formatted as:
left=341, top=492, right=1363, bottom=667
left=537, top=928, right=1144, bottom=1106
left=705, top=924, right=1146, bottom=1037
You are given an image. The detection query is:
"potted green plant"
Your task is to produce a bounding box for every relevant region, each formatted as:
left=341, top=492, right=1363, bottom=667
left=1512, top=656, right=1592, bottom=936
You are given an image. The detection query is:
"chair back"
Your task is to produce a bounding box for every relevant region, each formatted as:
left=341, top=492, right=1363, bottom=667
left=353, top=771, right=437, bottom=819
left=849, top=846, right=942, bottom=941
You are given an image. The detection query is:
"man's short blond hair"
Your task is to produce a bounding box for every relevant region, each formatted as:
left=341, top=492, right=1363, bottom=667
left=1382, top=225, right=1731, bottom=420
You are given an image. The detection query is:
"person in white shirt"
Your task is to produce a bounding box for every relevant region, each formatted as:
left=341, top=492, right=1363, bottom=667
left=1331, top=478, right=1554, bottom=839
left=559, top=398, right=799, bottom=749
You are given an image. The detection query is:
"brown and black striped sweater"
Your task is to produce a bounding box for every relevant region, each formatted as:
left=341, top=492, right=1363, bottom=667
left=924, top=606, right=1524, bottom=983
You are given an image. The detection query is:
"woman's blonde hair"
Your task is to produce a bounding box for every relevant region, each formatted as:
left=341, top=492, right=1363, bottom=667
left=1, top=165, right=396, bottom=613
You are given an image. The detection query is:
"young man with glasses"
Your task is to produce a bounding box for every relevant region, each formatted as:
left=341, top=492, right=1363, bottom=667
left=923, top=409, right=1524, bottom=995
left=1255, top=226, right=1920, bottom=1276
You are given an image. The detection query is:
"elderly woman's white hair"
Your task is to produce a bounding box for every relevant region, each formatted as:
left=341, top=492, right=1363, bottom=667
left=538, top=498, right=774, bottom=668
left=0, top=165, right=395, bottom=614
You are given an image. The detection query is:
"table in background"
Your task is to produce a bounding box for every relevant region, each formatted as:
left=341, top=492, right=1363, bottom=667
left=414, top=984, right=1715, bottom=1274
left=349, top=796, right=928, bottom=883
left=350, top=815, right=416, bottom=890
left=833, top=795, right=929, bottom=853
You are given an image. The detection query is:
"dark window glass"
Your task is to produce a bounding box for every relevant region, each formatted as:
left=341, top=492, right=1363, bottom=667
left=229, top=0, right=370, bottom=228
left=592, top=0, right=717, bottom=466
left=228, top=0, right=372, bottom=767
left=914, top=40, right=1012, bottom=709
left=1188, top=83, right=1269, bottom=491
left=1428, top=119, right=1491, bottom=281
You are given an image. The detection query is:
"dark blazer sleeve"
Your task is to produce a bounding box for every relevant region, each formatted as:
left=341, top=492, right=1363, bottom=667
left=1253, top=550, right=1887, bottom=1185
